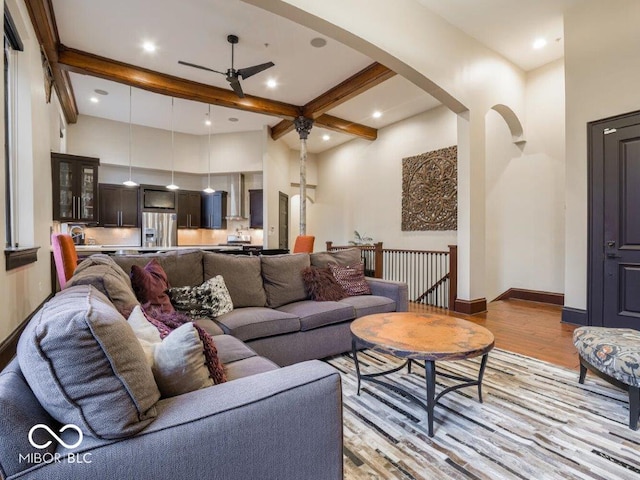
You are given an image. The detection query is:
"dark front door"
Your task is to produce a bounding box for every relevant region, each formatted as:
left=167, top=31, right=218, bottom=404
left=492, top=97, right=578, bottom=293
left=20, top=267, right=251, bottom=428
left=590, top=112, right=640, bottom=328
left=279, top=191, right=288, bottom=250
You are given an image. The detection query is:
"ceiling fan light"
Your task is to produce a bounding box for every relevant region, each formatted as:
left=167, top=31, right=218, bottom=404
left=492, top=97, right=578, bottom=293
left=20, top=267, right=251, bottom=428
left=203, top=187, right=215, bottom=194
left=123, top=179, right=138, bottom=187
left=166, top=184, right=180, bottom=191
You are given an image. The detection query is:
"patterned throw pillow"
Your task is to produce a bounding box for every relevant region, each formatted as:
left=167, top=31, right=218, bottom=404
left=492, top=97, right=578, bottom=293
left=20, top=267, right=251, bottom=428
left=168, top=275, right=233, bottom=318
left=301, top=266, right=347, bottom=301
left=329, top=262, right=372, bottom=296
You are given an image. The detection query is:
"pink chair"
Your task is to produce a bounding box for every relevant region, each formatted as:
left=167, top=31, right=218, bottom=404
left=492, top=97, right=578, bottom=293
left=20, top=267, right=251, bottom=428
left=51, top=233, right=78, bottom=289
left=293, top=235, right=315, bottom=254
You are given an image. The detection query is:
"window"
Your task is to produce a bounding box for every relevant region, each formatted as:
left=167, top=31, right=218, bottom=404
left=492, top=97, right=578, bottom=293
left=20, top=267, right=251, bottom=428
left=4, top=6, right=23, bottom=248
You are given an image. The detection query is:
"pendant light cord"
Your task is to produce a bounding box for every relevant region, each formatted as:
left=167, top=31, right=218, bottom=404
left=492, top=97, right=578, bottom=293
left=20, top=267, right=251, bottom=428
left=208, top=104, right=212, bottom=188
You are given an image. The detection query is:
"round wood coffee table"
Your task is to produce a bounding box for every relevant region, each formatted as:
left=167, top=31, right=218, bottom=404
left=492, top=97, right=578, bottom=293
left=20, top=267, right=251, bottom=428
left=350, top=312, right=495, bottom=437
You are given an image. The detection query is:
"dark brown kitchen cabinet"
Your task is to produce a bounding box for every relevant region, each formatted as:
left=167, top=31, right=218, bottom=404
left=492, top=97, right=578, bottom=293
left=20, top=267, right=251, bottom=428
left=202, top=191, right=227, bottom=229
left=52, top=153, right=99, bottom=222
left=177, top=191, right=201, bottom=229
left=249, top=189, right=263, bottom=229
left=98, top=184, right=140, bottom=227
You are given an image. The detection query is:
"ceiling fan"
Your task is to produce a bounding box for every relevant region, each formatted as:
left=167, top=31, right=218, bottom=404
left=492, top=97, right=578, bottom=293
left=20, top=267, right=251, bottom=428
left=179, top=34, right=275, bottom=98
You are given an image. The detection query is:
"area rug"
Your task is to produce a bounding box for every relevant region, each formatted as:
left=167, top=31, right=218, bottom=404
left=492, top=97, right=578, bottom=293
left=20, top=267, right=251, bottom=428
left=327, top=349, right=640, bottom=480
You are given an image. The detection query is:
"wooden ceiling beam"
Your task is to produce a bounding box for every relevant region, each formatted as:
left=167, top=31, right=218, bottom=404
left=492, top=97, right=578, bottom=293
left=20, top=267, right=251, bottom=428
left=315, top=114, right=377, bottom=141
left=270, top=62, right=393, bottom=141
left=57, top=46, right=302, bottom=120
left=24, top=0, right=78, bottom=123
left=302, top=62, right=395, bottom=119
left=270, top=120, right=296, bottom=141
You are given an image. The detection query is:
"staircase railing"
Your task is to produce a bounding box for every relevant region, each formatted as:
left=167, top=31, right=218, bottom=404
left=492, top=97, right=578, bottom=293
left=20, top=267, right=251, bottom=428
left=326, top=242, right=457, bottom=309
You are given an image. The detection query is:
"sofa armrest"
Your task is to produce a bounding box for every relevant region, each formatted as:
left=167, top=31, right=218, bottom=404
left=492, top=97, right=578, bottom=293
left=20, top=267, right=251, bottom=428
left=366, top=277, right=408, bottom=311
left=17, top=361, right=343, bottom=480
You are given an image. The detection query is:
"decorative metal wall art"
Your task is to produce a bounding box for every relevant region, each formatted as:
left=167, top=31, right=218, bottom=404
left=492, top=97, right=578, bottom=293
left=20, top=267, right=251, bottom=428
left=402, top=146, right=457, bottom=231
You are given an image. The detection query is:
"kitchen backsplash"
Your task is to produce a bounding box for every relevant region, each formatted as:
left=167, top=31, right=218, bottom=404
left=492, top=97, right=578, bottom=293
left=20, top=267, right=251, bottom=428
left=79, top=226, right=264, bottom=247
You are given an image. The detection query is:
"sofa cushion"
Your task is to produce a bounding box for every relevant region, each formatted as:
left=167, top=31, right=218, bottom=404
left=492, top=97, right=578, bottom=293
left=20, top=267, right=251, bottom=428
left=204, top=253, right=267, bottom=308
left=67, top=254, right=139, bottom=317
left=215, top=307, right=300, bottom=341
left=193, top=318, right=225, bottom=337
left=310, top=248, right=361, bottom=268
left=277, top=300, right=355, bottom=332
left=301, top=266, right=347, bottom=301
left=0, top=360, right=58, bottom=479
left=113, top=250, right=204, bottom=287
left=329, top=262, right=372, bottom=296
left=213, top=334, right=259, bottom=365
left=131, top=259, right=174, bottom=313
left=338, top=295, right=396, bottom=318
left=168, top=275, right=233, bottom=318
left=261, top=253, right=310, bottom=308
left=225, top=356, right=279, bottom=381
left=17, top=285, right=160, bottom=440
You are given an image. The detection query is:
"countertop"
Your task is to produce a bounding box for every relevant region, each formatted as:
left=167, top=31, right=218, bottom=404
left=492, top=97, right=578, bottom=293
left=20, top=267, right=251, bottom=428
left=74, top=244, right=249, bottom=253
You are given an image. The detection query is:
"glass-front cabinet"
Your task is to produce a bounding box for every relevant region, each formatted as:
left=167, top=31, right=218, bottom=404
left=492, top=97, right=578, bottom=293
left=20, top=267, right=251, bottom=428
left=52, top=153, right=99, bottom=222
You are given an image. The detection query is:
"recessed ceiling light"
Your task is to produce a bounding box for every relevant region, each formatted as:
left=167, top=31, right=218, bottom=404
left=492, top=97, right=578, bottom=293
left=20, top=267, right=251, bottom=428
left=205, top=119, right=212, bottom=126
left=142, top=41, right=156, bottom=53
left=228, top=117, right=239, bottom=122
left=94, top=89, right=109, bottom=96
left=90, top=97, right=99, bottom=104
left=532, top=38, right=547, bottom=50
left=310, top=37, right=327, bottom=48
left=372, top=110, right=382, bottom=119
left=266, top=79, right=277, bottom=89
left=322, top=134, right=330, bottom=141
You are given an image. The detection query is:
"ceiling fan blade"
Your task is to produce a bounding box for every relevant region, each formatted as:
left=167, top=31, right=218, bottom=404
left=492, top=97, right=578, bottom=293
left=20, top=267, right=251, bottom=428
left=237, top=61, right=275, bottom=80
left=227, top=75, right=245, bottom=98
left=178, top=60, right=226, bottom=75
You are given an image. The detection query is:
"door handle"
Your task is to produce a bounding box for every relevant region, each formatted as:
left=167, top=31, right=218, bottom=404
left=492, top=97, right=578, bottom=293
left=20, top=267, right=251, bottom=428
left=606, top=253, right=622, bottom=259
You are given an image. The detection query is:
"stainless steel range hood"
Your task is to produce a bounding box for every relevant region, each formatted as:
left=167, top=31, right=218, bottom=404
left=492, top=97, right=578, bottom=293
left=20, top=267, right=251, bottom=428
left=226, top=173, right=247, bottom=220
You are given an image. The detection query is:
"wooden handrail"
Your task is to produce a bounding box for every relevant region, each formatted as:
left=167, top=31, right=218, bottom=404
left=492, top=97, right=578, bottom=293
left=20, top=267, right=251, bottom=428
left=415, top=272, right=449, bottom=303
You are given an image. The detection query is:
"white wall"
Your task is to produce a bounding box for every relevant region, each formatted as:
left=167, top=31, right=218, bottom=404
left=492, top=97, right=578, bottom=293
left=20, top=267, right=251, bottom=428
left=263, top=127, right=291, bottom=248
left=0, top=0, right=63, bottom=344
left=314, top=105, right=458, bottom=250
left=66, top=115, right=264, bottom=174
left=485, top=59, right=566, bottom=301
left=563, top=0, right=640, bottom=311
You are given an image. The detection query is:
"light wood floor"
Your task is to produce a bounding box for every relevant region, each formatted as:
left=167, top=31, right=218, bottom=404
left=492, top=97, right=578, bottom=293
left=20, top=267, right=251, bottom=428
left=409, top=299, right=580, bottom=369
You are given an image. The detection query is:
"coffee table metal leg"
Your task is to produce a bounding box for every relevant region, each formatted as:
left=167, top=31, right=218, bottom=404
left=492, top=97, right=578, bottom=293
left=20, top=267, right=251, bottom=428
left=424, top=360, right=436, bottom=437
left=477, top=354, right=489, bottom=403
left=352, top=339, right=362, bottom=395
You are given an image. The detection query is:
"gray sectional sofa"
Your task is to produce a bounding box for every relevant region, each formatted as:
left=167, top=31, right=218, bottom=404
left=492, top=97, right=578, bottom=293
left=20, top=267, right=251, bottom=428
left=0, top=248, right=408, bottom=480
left=111, top=248, right=409, bottom=366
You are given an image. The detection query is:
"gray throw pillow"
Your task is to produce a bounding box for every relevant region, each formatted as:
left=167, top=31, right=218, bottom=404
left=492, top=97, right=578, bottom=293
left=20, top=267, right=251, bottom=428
left=203, top=253, right=267, bottom=307
left=261, top=253, right=310, bottom=308
left=17, top=285, right=160, bottom=440
left=310, top=248, right=362, bottom=268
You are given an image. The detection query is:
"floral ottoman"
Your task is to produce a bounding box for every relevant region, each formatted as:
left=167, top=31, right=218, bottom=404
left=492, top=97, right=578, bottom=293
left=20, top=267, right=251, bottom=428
left=573, top=326, right=640, bottom=430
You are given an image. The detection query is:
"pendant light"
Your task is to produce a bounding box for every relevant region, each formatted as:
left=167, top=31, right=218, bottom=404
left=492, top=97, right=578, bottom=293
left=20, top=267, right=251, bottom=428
left=123, top=85, right=138, bottom=187
left=166, top=96, right=179, bottom=190
left=203, top=104, right=215, bottom=194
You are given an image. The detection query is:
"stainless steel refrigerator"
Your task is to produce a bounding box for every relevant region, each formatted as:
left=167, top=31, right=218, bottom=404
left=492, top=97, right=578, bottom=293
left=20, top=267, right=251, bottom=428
left=142, top=212, right=177, bottom=248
